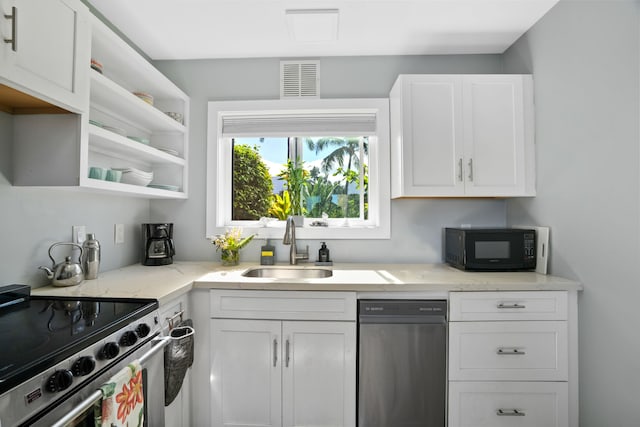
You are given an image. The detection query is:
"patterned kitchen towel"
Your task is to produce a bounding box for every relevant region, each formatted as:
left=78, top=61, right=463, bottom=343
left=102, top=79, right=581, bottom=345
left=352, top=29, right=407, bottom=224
left=96, top=360, right=144, bottom=427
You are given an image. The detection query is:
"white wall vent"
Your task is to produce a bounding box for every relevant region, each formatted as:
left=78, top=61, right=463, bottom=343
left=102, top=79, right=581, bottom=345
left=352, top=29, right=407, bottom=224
left=280, top=60, right=320, bottom=99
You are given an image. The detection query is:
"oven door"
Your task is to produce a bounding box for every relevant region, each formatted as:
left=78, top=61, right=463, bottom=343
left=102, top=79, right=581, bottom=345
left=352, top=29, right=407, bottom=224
left=29, top=336, right=168, bottom=427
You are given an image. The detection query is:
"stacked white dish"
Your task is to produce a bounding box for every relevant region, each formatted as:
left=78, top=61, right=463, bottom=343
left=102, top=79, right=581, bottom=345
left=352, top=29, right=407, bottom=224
left=112, top=167, right=153, bottom=186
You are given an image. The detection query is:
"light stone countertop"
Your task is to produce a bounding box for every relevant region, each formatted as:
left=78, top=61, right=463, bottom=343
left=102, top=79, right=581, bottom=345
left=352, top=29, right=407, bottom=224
left=31, top=261, right=582, bottom=304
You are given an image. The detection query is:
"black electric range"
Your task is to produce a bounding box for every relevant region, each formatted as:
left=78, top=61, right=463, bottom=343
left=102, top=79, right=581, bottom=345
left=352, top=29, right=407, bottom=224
left=0, top=286, right=160, bottom=426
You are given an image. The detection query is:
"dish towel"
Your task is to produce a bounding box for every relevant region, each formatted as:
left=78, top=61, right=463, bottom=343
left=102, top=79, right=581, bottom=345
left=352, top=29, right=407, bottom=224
left=164, top=323, right=195, bottom=406
left=96, top=360, right=145, bottom=427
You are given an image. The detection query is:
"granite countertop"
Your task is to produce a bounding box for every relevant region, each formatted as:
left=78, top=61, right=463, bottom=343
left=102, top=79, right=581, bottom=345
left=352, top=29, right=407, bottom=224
left=31, top=261, right=583, bottom=304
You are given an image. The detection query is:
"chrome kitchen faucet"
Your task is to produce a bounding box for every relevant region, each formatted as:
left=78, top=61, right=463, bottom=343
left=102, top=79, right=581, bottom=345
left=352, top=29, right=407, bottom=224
left=283, top=217, right=309, bottom=265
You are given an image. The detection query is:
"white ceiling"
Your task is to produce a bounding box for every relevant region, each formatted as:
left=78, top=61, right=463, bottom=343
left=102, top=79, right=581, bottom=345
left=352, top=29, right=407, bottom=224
left=87, top=0, right=559, bottom=60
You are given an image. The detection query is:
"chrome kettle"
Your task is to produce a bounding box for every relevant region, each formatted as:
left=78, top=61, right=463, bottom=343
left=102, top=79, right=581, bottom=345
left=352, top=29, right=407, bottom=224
left=39, top=242, right=85, bottom=287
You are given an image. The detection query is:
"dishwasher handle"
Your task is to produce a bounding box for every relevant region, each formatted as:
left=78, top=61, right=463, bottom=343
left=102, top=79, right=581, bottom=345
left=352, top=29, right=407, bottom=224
left=358, top=314, right=447, bottom=324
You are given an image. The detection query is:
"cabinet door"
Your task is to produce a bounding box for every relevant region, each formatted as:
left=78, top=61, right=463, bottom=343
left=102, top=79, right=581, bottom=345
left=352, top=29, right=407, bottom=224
left=463, top=75, right=527, bottom=196
left=282, top=321, right=356, bottom=427
left=211, top=319, right=282, bottom=427
left=0, top=0, right=89, bottom=111
left=394, top=75, right=465, bottom=197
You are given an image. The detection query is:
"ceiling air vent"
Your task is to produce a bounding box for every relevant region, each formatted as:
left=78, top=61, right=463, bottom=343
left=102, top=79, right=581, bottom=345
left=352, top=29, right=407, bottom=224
left=280, top=60, right=320, bottom=99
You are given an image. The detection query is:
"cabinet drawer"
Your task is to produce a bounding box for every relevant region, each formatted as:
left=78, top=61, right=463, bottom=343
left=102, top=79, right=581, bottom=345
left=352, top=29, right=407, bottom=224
left=450, top=291, right=568, bottom=321
left=210, top=290, right=357, bottom=321
left=448, top=381, right=568, bottom=427
left=449, top=321, right=568, bottom=381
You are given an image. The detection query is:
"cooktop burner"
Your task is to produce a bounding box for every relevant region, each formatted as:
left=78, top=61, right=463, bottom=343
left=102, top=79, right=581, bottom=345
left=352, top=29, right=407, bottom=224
left=0, top=295, right=158, bottom=396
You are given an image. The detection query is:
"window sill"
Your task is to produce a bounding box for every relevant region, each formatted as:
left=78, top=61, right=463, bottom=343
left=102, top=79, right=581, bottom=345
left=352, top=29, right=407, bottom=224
left=211, top=222, right=390, bottom=240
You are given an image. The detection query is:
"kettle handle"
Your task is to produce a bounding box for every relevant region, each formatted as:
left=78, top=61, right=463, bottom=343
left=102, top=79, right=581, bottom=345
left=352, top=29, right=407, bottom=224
left=48, top=242, right=83, bottom=266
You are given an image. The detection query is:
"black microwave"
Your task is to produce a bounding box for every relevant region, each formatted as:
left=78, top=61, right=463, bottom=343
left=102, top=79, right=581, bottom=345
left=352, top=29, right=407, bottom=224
left=445, top=228, right=536, bottom=271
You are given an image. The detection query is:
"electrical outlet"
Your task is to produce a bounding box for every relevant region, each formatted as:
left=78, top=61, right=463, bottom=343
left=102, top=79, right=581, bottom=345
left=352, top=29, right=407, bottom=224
left=114, top=224, right=125, bottom=244
left=72, top=225, right=86, bottom=244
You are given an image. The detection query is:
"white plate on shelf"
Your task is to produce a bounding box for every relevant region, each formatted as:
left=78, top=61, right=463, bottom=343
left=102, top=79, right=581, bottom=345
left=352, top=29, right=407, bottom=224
left=127, top=136, right=150, bottom=145
left=102, top=125, right=126, bottom=136
left=148, top=184, right=179, bottom=192
left=156, top=147, right=179, bottom=157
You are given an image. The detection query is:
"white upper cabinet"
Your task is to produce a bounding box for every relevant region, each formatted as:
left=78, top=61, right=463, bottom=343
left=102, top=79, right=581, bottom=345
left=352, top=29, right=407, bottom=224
left=0, top=0, right=90, bottom=112
left=390, top=74, right=535, bottom=198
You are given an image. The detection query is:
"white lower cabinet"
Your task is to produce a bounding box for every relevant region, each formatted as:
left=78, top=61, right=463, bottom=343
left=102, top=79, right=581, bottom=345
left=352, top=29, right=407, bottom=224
left=448, top=291, right=573, bottom=427
left=210, top=290, right=356, bottom=427
left=448, top=382, right=569, bottom=427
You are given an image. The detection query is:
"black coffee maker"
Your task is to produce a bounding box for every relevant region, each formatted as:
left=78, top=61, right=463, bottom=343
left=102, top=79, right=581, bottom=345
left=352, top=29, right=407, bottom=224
left=142, top=223, right=175, bottom=266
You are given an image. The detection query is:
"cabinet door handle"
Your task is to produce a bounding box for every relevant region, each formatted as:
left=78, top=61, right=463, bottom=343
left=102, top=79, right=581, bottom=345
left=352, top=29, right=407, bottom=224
left=4, top=6, right=16, bottom=52
left=468, top=158, right=474, bottom=181
left=497, top=409, right=526, bottom=416
left=497, top=347, right=526, bottom=355
left=497, top=303, right=526, bottom=309
left=458, top=158, right=463, bottom=182
left=273, top=338, right=278, bottom=367
left=285, top=339, right=290, bottom=367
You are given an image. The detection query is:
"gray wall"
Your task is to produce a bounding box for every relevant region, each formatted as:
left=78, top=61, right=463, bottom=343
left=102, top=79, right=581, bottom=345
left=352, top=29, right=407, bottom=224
left=152, top=55, right=508, bottom=263
left=0, top=112, right=151, bottom=286
left=503, top=1, right=640, bottom=425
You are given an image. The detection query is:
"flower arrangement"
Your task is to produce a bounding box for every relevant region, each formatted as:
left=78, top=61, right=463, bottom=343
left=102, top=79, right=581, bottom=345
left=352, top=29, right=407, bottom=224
left=212, top=227, right=255, bottom=265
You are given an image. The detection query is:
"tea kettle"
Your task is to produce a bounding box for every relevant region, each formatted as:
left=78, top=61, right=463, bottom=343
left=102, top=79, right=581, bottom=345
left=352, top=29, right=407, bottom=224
left=39, top=242, right=85, bottom=287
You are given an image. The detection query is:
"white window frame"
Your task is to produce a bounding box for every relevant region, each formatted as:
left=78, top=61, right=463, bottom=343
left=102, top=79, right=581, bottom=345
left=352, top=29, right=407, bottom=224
left=206, top=98, right=390, bottom=240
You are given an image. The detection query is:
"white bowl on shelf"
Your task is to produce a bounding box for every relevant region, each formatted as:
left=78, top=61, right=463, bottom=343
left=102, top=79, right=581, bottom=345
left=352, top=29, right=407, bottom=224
left=112, top=167, right=154, bottom=186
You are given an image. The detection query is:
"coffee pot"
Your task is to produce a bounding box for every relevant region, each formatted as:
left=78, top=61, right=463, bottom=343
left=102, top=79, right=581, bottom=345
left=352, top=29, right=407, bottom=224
left=39, top=242, right=84, bottom=287
left=142, top=223, right=175, bottom=266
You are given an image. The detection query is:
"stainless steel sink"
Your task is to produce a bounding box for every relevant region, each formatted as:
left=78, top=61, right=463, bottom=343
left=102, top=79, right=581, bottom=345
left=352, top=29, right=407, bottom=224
left=241, top=267, right=333, bottom=279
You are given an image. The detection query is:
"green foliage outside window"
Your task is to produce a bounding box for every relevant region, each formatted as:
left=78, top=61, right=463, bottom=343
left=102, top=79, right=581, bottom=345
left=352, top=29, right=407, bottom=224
left=232, top=145, right=273, bottom=220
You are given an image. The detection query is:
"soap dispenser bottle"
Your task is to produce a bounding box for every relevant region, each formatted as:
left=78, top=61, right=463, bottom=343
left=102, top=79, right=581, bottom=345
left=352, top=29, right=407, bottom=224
left=318, top=242, right=330, bottom=263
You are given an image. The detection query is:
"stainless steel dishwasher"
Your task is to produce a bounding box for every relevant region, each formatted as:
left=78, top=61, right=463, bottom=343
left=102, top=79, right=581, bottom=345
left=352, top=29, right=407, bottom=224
left=358, top=299, right=447, bottom=427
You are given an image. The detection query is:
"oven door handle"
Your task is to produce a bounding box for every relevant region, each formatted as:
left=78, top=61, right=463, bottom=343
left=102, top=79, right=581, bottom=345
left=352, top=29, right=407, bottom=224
left=50, top=336, right=171, bottom=427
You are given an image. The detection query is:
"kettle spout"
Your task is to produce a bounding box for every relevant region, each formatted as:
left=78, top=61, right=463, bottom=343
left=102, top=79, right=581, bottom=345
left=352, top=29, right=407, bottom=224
left=39, top=266, right=54, bottom=279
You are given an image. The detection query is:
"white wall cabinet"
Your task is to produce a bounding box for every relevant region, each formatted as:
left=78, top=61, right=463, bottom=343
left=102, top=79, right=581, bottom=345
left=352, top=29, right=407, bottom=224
left=448, top=291, right=576, bottom=427
left=10, top=11, right=189, bottom=199
left=0, top=0, right=90, bottom=113
left=390, top=74, right=535, bottom=198
left=210, top=290, right=356, bottom=427
left=159, top=294, right=192, bottom=427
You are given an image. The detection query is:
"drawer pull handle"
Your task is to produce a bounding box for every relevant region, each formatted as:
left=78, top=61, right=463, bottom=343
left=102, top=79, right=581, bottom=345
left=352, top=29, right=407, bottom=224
left=497, top=303, right=526, bottom=309
left=497, top=347, right=526, bottom=355
left=497, top=409, right=525, bottom=416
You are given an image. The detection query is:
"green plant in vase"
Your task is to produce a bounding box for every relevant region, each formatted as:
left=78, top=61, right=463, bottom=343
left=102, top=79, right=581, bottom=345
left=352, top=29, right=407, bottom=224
left=212, top=227, right=255, bottom=266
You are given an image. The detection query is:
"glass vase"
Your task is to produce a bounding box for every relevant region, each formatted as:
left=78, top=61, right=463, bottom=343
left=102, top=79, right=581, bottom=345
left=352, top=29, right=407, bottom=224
left=221, top=249, right=240, bottom=266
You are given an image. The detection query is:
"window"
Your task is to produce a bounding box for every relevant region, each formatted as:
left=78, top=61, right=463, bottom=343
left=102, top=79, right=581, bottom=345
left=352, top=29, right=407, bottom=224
left=207, top=99, right=390, bottom=239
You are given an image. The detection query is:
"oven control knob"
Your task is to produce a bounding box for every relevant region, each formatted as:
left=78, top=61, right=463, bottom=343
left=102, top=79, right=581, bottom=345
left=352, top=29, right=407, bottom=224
left=72, top=356, right=96, bottom=377
left=100, top=342, right=120, bottom=359
left=119, top=331, right=138, bottom=347
left=46, top=369, right=73, bottom=392
left=135, top=323, right=151, bottom=338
